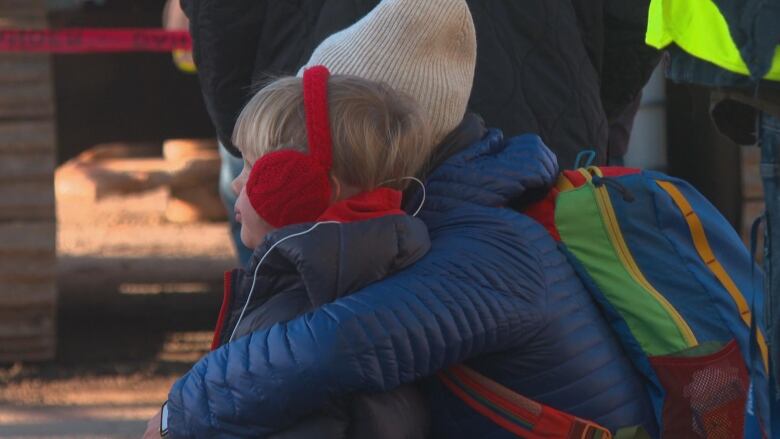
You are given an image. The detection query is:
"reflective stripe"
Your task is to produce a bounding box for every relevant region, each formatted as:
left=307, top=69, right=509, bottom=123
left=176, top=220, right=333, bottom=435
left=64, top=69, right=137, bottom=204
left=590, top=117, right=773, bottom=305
left=656, top=180, right=769, bottom=371
left=646, top=0, right=780, bottom=80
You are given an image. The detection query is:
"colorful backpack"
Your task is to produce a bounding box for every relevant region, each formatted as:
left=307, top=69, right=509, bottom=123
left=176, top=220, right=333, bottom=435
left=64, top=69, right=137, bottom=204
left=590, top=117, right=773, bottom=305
left=440, top=166, right=770, bottom=438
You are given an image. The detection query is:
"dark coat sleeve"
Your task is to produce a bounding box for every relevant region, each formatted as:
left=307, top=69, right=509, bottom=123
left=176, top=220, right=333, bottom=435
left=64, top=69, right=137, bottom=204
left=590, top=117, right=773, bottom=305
left=599, top=0, right=661, bottom=122
left=180, top=0, right=267, bottom=155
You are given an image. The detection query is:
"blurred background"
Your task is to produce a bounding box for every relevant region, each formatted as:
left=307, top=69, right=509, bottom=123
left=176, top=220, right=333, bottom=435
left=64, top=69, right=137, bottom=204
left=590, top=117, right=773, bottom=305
left=0, top=0, right=762, bottom=437
left=2, top=1, right=230, bottom=437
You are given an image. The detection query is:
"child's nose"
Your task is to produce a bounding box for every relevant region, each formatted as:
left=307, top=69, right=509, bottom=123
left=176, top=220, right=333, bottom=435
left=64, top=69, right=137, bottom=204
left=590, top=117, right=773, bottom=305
left=231, top=175, right=244, bottom=196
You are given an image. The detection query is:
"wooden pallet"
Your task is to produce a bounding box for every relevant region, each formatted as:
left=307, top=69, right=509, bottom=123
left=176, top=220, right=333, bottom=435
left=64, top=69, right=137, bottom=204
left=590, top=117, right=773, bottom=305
left=0, top=0, right=57, bottom=362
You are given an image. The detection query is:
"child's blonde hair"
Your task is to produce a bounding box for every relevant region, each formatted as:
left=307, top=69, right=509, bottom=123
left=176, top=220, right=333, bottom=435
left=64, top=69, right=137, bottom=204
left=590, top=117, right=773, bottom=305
left=232, top=74, right=432, bottom=191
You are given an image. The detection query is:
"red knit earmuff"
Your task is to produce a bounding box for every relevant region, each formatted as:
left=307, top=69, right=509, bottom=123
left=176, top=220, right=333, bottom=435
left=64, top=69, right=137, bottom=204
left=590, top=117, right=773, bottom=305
left=245, top=66, right=334, bottom=228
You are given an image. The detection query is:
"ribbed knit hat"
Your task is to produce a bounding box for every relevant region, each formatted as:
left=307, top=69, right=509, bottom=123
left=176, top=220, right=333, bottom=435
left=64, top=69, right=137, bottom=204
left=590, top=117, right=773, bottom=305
left=300, top=0, right=476, bottom=146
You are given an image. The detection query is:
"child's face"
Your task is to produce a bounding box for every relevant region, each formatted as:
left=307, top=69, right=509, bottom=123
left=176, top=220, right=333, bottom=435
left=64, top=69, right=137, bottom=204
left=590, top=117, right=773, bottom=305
left=232, top=158, right=275, bottom=249
left=235, top=184, right=275, bottom=249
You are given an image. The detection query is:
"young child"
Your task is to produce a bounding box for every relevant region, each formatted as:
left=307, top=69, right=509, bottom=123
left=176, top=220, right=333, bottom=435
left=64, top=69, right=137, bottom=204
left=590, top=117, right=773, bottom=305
left=210, top=66, right=433, bottom=437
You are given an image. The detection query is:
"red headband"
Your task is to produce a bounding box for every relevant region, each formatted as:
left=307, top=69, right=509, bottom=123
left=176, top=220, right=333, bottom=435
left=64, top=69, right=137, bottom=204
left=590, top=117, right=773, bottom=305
left=303, top=65, right=333, bottom=172
left=243, top=66, right=335, bottom=228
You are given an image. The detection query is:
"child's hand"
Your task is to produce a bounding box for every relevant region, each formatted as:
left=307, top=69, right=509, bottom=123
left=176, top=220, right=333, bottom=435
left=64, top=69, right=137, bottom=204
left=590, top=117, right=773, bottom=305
left=142, top=410, right=162, bottom=439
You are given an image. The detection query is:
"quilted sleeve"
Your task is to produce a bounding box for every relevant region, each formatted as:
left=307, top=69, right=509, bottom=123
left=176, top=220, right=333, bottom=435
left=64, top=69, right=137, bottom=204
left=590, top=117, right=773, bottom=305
left=180, top=0, right=267, bottom=155
left=418, top=133, right=558, bottom=212
left=166, top=209, right=548, bottom=438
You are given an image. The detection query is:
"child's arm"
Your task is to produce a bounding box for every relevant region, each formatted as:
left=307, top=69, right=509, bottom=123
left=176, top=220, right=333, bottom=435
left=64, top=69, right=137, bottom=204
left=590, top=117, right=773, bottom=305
left=165, top=208, right=547, bottom=438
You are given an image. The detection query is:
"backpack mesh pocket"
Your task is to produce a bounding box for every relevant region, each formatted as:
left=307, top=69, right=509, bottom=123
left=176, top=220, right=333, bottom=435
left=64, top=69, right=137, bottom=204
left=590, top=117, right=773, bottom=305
left=649, top=339, right=748, bottom=438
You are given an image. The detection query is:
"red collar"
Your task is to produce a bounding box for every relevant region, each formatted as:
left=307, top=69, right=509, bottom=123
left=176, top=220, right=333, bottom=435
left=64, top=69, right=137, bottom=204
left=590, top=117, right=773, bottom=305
left=318, top=187, right=405, bottom=223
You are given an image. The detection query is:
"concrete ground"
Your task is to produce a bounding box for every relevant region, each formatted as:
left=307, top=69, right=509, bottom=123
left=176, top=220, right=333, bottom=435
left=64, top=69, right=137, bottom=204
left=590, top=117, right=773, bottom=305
left=1, top=181, right=237, bottom=438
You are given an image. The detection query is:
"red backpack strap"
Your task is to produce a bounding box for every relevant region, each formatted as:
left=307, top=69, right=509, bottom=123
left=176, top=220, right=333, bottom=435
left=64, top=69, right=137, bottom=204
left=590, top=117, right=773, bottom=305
left=438, top=365, right=612, bottom=439
left=211, top=270, right=235, bottom=350
left=524, top=188, right=562, bottom=241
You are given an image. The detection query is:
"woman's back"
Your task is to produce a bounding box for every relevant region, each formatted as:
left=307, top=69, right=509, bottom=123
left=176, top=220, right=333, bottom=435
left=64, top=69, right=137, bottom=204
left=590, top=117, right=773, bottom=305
left=413, top=130, right=656, bottom=436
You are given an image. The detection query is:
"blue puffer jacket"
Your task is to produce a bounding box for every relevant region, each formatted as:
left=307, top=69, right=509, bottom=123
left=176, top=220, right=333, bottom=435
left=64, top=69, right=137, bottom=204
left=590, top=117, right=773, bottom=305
left=167, top=131, right=657, bottom=438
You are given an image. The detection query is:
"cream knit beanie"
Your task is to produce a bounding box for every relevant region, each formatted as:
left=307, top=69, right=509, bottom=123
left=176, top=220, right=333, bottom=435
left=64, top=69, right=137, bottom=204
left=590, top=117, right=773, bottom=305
left=301, top=0, right=476, bottom=146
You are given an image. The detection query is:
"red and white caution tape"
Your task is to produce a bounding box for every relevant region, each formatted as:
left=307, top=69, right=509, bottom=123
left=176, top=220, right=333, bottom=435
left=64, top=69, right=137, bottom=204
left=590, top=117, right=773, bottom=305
left=0, top=29, right=192, bottom=53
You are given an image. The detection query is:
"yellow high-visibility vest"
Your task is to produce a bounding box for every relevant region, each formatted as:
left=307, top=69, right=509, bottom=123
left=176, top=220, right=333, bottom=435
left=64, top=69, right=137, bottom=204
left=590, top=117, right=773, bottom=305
left=646, top=0, right=780, bottom=81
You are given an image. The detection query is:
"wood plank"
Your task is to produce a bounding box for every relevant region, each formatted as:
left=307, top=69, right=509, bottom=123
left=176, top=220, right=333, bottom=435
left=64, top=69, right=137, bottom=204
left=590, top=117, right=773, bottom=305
left=0, top=349, right=55, bottom=363
left=0, top=336, right=55, bottom=352
left=0, top=338, right=55, bottom=357
left=0, top=318, right=54, bottom=339
left=0, top=0, right=47, bottom=23
left=0, top=344, right=55, bottom=361
left=0, top=299, right=54, bottom=317
left=0, top=54, right=51, bottom=83
left=0, top=303, right=56, bottom=349
left=0, top=179, right=54, bottom=221
left=0, top=221, right=55, bottom=255
left=0, top=80, right=54, bottom=119
left=0, top=254, right=55, bottom=280
left=0, top=0, right=46, bottom=13
left=0, top=120, right=56, bottom=153
left=0, top=204, right=54, bottom=221
left=0, top=344, right=55, bottom=357
left=0, top=151, right=55, bottom=181
left=0, top=280, right=55, bottom=305
left=0, top=334, right=56, bottom=361
left=0, top=16, right=47, bottom=31
left=0, top=0, right=57, bottom=363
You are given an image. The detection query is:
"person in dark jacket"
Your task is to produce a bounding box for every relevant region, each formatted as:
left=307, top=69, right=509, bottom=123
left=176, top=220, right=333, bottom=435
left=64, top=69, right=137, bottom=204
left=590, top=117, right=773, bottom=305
left=181, top=0, right=658, bottom=168
left=148, top=1, right=658, bottom=437
left=181, top=0, right=659, bottom=271
left=646, top=0, right=780, bottom=429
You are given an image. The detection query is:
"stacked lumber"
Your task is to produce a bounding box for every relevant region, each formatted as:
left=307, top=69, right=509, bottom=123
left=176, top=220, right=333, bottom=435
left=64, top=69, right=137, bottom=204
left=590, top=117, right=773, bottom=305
left=55, top=139, right=224, bottom=223
left=0, top=0, right=57, bottom=361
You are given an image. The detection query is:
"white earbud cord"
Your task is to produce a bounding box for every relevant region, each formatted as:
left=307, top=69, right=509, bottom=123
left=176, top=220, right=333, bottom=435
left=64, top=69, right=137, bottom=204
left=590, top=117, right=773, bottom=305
left=380, top=176, right=426, bottom=217
left=407, top=177, right=426, bottom=217
left=228, top=221, right=341, bottom=343
left=226, top=177, right=425, bottom=343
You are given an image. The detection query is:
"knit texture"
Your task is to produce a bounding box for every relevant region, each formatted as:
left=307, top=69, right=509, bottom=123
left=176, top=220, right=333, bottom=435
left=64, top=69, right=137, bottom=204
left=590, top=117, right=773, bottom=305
left=246, top=150, right=331, bottom=228
left=318, top=187, right=404, bottom=223
left=300, top=0, right=476, bottom=146
left=247, top=66, right=333, bottom=228
left=303, top=65, right=333, bottom=170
